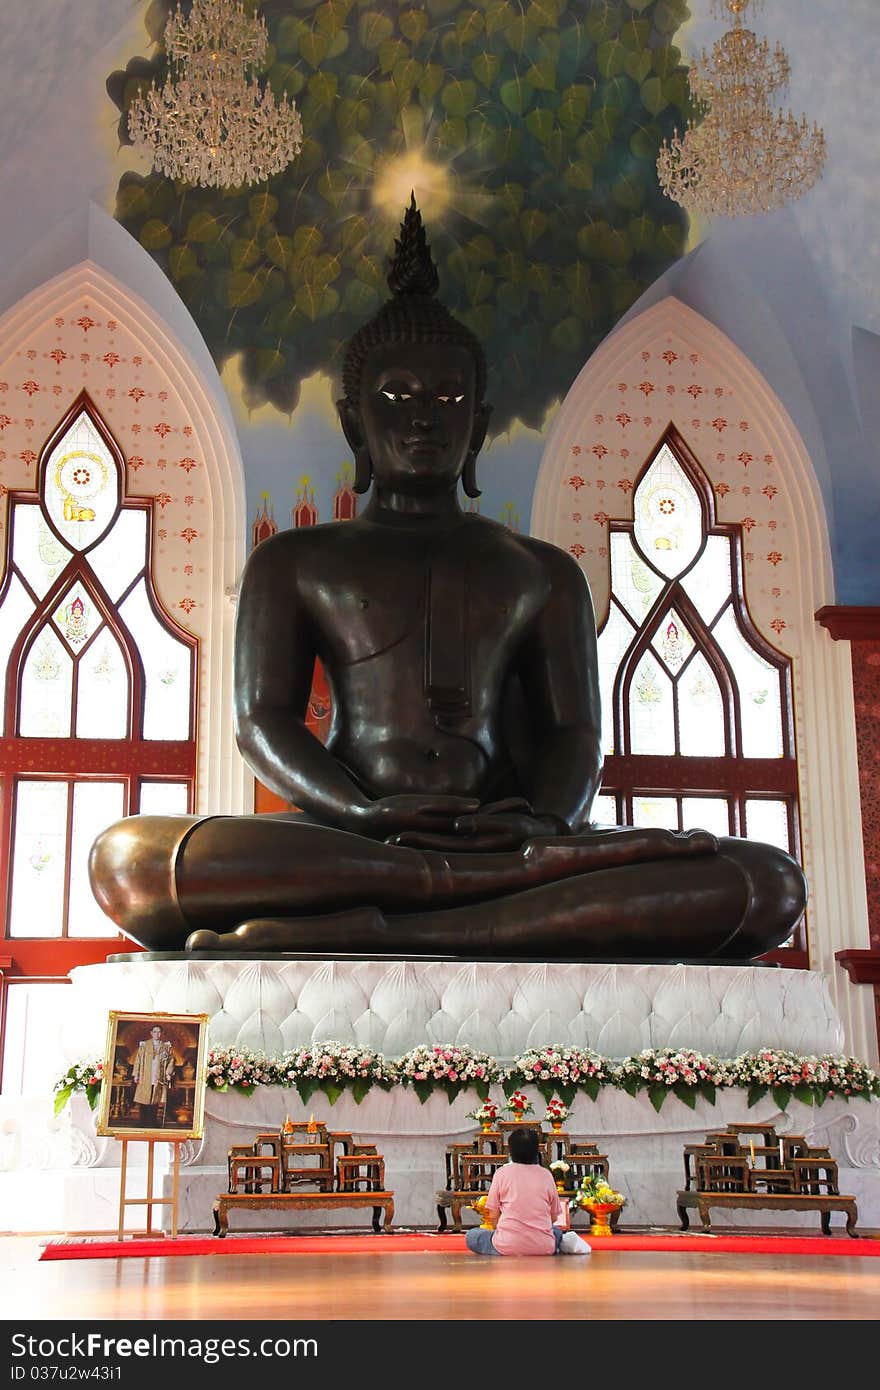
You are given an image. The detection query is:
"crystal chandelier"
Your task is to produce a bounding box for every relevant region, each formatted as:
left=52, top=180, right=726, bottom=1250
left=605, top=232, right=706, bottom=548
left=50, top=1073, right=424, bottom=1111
left=128, top=0, right=303, bottom=189
left=657, top=0, right=826, bottom=217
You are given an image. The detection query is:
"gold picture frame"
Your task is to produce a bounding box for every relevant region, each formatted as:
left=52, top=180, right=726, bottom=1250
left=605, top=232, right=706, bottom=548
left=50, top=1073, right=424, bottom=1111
left=95, top=1010, right=209, bottom=1140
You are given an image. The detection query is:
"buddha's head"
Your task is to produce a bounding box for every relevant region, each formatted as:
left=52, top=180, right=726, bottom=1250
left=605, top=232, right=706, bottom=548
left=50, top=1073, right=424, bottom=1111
left=338, top=196, right=492, bottom=498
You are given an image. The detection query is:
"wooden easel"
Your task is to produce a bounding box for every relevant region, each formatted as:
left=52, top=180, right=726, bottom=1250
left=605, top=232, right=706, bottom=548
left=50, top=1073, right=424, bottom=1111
left=117, top=1138, right=182, bottom=1240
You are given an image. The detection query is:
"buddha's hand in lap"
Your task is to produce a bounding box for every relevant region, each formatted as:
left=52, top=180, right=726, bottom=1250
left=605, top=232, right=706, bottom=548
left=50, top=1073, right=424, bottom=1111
left=388, top=798, right=570, bottom=851
left=355, top=792, right=482, bottom=842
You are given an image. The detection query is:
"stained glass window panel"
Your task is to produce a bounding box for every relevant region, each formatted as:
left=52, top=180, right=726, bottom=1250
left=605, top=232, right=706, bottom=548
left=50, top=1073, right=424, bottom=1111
left=629, top=650, right=675, bottom=755
left=654, top=609, right=694, bottom=675
left=597, top=602, right=636, bottom=757
left=678, top=652, right=726, bottom=756
left=75, top=627, right=129, bottom=739
left=0, top=574, right=34, bottom=735
left=681, top=797, right=731, bottom=837
left=68, top=781, right=125, bottom=937
left=88, top=509, right=148, bottom=601
left=591, top=792, right=619, bottom=827
left=8, top=781, right=69, bottom=937
left=632, top=796, right=679, bottom=830
left=745, top=798, right=791, bottom=853
left=119, top=579, right=192, bottom=740
left=19, top=627, right=73, bottom=737
left=1, top=982, right=69, bottom=1097
left=138, top=781, right=190, bottom=814
left=681, top=534, right=732, bottom=626
left=713, top=607, right=784, bottom=757
left=10, top=502, right=72, bottom=598
left=610, top=533, right=664, bottom=623
left=633, top=445, right=703, bottom=580
left=52, top=582, right=101, bottom=655
left=42, top=412, right=119, bottom=552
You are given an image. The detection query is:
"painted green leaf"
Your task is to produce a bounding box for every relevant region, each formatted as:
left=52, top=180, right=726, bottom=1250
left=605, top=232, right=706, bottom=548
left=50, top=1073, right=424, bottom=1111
left=276, top=15, right=307, bottom=55
left=497, top=182, right=526, bottom=215
left=225, top=269, right=266, bottom=308
left=254, top=347, right=286, bottom=380
left=524, top=61, right=556, bottom=93
left=624, top=0, right=654, bottom=11
left=139, top=219, right=172, bottom=251
left=231, top=236, right=261, bottom=271
left=299, top=28, right=330, bottom=69
left=564, top=160, right=594, bottom=192
left=296, top=283, right=323, bottom=320
left=558, top=84, right=592, bottom=130
left=498, top=248, right=525, bottom=282
left=399, top=9, right=429, bottom=43
left=503, top=16, right=530, bottom=54
left=358, top=11, right=394, bottom=48
left=652, top=45, right=682, bottom=79
left=418, top=63, right=444, bottom=102
left=662, top=72, right=689, bottom=109
left=393, top=59, right=423, bottom=94
left=186, top=210, right=225, bottom=244
left=437, top=116, right=469, bottom=149
left=563, top=261, right=592, bottom=302
left=314, top=0, right=348, bottom=37
left=493, top=125, right=524, bottom=161
left=520, top=208, right=549, bottom=246
left=308, top=71, right=338, bottom=106
left=597, top=39, right=627, bottom=78
left=612, top=173, right=645, bottom=210
left=311, top=252, right=342, bottom=287
left=628, top=213, right=655, bottom=251
left=528, top=0, right=565, bottom=29
left=472, top=52, right=501, bottom=88
left=355, top=253, right=384, bottom=289
left=293, top=225, right=324, bottom=258
left=168, top=245, right=199, bottom=280
left=525, top=107, right=555, bottom=145
left=115, top=181, right=150, bottom=221
left=339, top=215, right=370, bottom=251
left=483, top=1, right=510, bottom=39
left=268, top=62, right=304, bottom=99
left=442, top=78, right=478, bottom=117
left=625, top=50, right=653, bottom=83
left=655, top=0, right=687, bottom=35
left=455, top=9, right=484, bottom=43
left=641, top=76, right=668, bottom=116
left=249, top=192, right=278, bottom=228
left=613, top=277, right=639, bottom=313
left=378, top=38, right=408, bottom=74
left=620, top=16, right=651, bottom=49
left=497, top=281, right=528, bottom=315
left=464, top=234, right=495, bottom=267
left=526, top=262, right=552, bottom=295
left=500, top=77, right=528, bottom=115
left=343, top=279, right=380, bottom=315
left=464, top=268, right=493, bottom=305
left=336, top=96, right=371, bottom=135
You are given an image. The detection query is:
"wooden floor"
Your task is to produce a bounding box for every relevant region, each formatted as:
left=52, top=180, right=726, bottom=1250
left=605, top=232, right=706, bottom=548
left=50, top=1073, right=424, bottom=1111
left=4, top=1234, right=879, bottom=1322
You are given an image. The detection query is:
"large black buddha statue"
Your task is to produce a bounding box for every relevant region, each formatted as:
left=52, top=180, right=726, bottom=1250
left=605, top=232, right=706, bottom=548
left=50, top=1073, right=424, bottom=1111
left=90, top=198, right=806, bottom=960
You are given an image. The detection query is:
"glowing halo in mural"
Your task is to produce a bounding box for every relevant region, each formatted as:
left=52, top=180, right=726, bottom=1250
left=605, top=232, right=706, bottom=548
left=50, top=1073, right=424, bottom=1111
left=372, top=148, right=453, bottom=224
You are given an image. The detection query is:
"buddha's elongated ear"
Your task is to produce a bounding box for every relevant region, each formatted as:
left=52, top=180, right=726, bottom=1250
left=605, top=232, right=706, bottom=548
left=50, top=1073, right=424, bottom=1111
left=462, top=401, right=492, bottom=499
left=337, top=398, right=372, bottom=493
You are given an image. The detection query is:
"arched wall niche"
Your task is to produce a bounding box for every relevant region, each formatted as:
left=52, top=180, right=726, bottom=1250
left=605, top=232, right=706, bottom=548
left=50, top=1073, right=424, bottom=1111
left=533, top=296, right=876, bottom=1063
left=0, top=259, right=249, bottom=817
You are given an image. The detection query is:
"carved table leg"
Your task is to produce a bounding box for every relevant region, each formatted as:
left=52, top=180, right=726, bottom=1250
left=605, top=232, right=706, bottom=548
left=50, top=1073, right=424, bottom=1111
left=436, top=1204, right=448, bottom=1233
left=845, top=1205, right=858, bottom=1238
left=451, top=1198, right=464, bottom=1234
left=677, top=1199, right=690, bottom=1231
left=213, top=1201, right=229, bottom=1238
left=821, top=1209, right=831, bottom=1235
left=697, top=1200, right=712, bottom=1231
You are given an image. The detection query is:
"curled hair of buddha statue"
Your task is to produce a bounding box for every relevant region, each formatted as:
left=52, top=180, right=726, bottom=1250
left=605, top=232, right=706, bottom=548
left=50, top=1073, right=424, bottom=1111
left=341, top=193, right=488, bottom=497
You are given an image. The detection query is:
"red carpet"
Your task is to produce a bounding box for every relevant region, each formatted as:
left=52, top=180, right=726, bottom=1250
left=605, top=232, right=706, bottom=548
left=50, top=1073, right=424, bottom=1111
left=40, top=1230, right=880, bottom=1261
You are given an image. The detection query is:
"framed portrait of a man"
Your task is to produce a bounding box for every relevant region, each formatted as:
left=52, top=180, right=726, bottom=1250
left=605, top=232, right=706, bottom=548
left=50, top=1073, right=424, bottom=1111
left=95, top=1011, right=209, bottom=1140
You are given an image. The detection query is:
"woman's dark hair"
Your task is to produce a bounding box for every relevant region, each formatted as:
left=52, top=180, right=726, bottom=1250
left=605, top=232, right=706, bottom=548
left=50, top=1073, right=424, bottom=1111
left=507, top=1126, right=541, bottom=1165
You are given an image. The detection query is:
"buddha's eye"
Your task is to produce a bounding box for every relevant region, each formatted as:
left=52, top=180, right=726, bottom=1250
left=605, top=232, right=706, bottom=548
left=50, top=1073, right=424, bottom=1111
left=437, top=394, right=465, bottom=405
left=380, top=388, right=412, bottom=403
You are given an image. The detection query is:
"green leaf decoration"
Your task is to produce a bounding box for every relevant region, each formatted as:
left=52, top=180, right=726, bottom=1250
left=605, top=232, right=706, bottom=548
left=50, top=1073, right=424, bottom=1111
left=652, top=45, right=682, bottom=79
left=474, top=1080, right=490, bottom=1102
left=524, top=61, right=556, bottom=93
left=300, top=28, right=330, bottom=68
left=558, top=1084, right=577, bottom=1107
left=597, top=38, right=627, bottom=79
left=320, top=1081, right=343, bottom=1105
left=442, top=78, right=479, bottom=117
left=536, top=1081, right=556, bottom=1104
left=772, top=1085, right=793, bottom=1111
left=413, top=1080, right=432, bottom=1105
left=499, top=76, right=529, bottom=116
left=626, top=50, right=653, bottom=83
left=520, top=207, right=549, bottom=246
left=640, top=76, right=668, bottom=116
left=186, top=210, right=224, bottom=244
left=378, top=38, right=408, bottom=74
left=564, top=160, right=594, bottom=192
left=472, top=52, right=501, bottom=88
left=747, top=1085, right=767, bottom=1109
left=502, top=1075, right=519, bottom=1099
left=581, top=1078, right=600, bottom=1103
left=231, top=236, right=262, bottom=271
left=673, top=1081, right=698, bottom=1110
left=399, top=9, right=429, bottom=43
left=296, top=1078, right=318, bottom=1105
left=249, top=192, right=279, bottom=227
left=502, top=14, right=529, bottom=54
left=700, top=1081, right=716, bottom=1106
left=139, top=219, right=172, bottom=251
left=418, top=63, right=444, bottom=102
left=169, top=245, right=199, bottom=280
left=393, top=59, right=423, bottom=95
left=225, top=269, right=267, bottom=308
left=358, top=11, right=394, bottom=48
left=263, top=234, right=294, bottom=271
left=655, top=0, right=687, bottom=36
left=116, top=181, right=151, bottom=221
left=558, top=83, right=592, bottom=130
left=793, top=1083, right=815, bottom=1106
left=54, top=1085, right=73, bottom=1116
left=649, top=1083, right=668, bottom=1113
left=621, top=1075, right=641, bottom=1098
left=456, top=9, right=485, bottom=44
left=277, top=15, right=308, bottom=54
left=528, top=0, right=564, bottom=27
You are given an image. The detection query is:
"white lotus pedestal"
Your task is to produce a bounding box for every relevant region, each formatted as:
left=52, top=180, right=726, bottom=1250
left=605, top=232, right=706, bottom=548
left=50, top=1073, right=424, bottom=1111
left=4, top=956, right=878, bottom=1235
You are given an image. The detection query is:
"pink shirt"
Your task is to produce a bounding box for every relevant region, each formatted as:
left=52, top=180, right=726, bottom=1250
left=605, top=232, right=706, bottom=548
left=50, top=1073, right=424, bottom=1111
left=485, top=1163, right=563, bottom=1256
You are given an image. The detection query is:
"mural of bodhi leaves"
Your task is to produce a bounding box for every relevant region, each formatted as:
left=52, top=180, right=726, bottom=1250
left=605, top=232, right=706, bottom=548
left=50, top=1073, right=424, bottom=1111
left=109, top=0, right=692, bottom=434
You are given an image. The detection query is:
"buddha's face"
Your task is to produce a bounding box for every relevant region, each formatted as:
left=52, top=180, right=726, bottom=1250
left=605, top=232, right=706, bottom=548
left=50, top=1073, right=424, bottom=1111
left=356, top=341, right=481, bottom=493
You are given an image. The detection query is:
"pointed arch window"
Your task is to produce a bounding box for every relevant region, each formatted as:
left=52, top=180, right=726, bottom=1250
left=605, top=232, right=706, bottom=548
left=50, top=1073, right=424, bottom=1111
left=0, top=394, right=197, bottom=978
left=595, top=428, right=804, bottom=962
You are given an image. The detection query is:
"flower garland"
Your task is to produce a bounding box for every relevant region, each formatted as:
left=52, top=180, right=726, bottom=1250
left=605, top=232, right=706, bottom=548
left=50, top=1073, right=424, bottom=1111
left=53, top=1043, right=880, bottom=1114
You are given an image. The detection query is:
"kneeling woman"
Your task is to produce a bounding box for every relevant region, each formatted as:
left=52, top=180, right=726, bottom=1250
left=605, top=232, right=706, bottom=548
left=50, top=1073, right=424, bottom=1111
left=465, top=1127, right=592, bottom=1256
